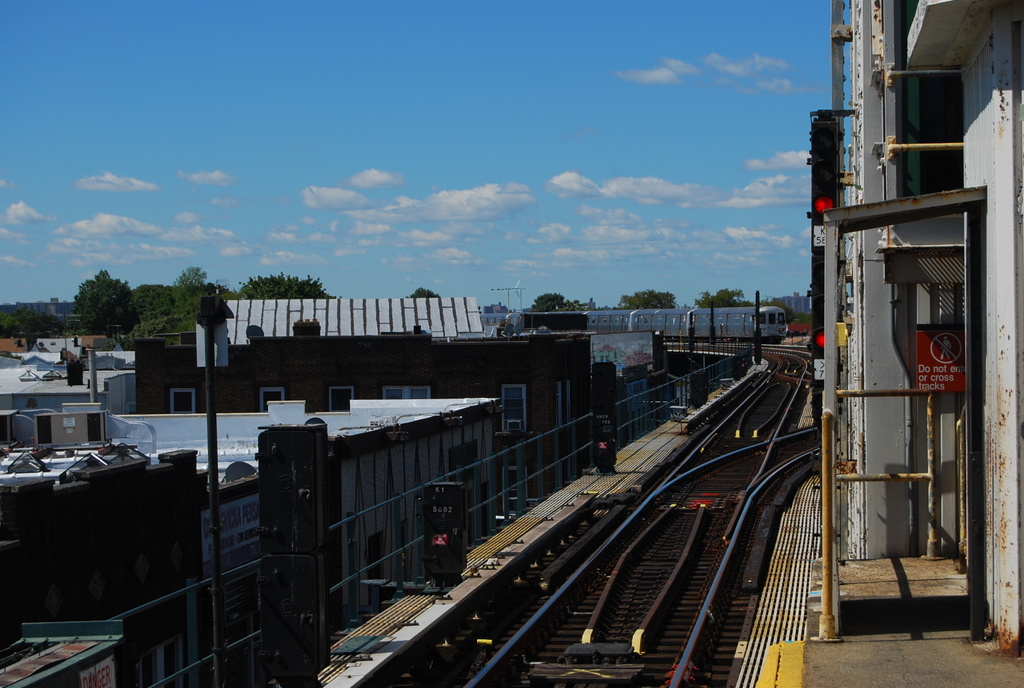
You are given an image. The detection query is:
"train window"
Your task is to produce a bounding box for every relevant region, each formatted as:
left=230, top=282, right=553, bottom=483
left=768, top=313, right=776, bottom=324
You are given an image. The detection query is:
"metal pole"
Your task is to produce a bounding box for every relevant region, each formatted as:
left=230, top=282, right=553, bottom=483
left=925, top=393, right=941, bottom=558
left=392, top=494, right=405, bottom=599
left=186, top=578, right=200, bottom=688
left=819, top=409, right=839, bottom=640
left=202, top=321, right=225, bottom=688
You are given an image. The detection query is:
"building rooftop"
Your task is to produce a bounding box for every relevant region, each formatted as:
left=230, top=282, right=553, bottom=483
left=224, top=297, right=483, bottom=341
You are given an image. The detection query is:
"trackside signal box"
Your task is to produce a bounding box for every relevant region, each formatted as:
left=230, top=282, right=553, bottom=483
left=422, top=482, right=467, bottom=587
left=591, top=362, right=617, bottom=473
left=259, top=553, right=329, bottom=678
left=257, top=425, right=328, bottom=554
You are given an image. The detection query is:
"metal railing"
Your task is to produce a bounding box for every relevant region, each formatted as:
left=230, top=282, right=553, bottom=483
left=819, top=387, right=941, bottom=641
left=106, top=351, right=750, bottom=688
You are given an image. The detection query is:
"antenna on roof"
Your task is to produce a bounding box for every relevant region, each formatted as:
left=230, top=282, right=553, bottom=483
left=491, top=281, right=523, bottom=312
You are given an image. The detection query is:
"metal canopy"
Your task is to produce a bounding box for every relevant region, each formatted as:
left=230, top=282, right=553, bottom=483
left=824, top=187, right=987, bottom=235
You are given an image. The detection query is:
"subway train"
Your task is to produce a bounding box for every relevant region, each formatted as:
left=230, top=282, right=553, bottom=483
left=482, top=306, right=789, bottom=343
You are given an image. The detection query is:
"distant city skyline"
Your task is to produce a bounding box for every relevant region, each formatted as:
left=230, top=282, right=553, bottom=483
left=2, top=1, right=829, bottom=308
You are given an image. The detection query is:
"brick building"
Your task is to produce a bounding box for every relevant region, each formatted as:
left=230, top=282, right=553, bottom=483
left=135, top=329, right=594, bottom=439
left=0, top=450, right=226, bottom=684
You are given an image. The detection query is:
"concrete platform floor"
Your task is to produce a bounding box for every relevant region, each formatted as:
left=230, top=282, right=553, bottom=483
left=796, top=557, right=1023, bottom=687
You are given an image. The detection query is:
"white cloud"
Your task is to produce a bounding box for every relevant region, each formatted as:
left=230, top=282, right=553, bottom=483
left=550, top=247, right=612, bottom=265
left=334, top=246, right=366, bottom=257
left=160, top=225, right=239, bottom=243
left=345, top=169, right=406, bottom=189
left=0, top=254, right=32, bottom=267
left=348, top=183, right=534, bottom=224
left=350, top=220, right=391, bottom=236
left=174, top=211, right=202, bottom=224
left=259, top=250, right=328, bottom=266
left=400, top=229, right=453, bottom=245
left=723, top=225, right=797, bottom=248
left=269, top=230, right=298, bottom=242
left=221, top=244, right=255, bottom=257
left=73, top=171, right=160, bottom=192
left=744, top=151, right=806, bottom=171
left=54, top=212, right=161, bottom=237
left=127, top=243, right=195, bottom=259
left=703, top=52, right=788, bottom=78
left=0, top=227, right=28, bottom=243
left=545, top=171, right=603, bottom=199
left=580, top=225, right=654, bottom=243
left=0, top=179, right=16, bottom=188
left=177, top=170, right=236, bottom=186
left=209, top=196, right=239, bottom=208
left=756, top=78, right=802, bottom=94
left=529, top=223, right=571, bottom=244
left=46, top=237, right=193, bottom=265
left=547, top=172, right=717, bottom=206
left=613, top=57, right=700, bottom=85
left=576, top=205, right=644, bottom=225
left=427, top=247, right=483, bottom=265
left=381, top=254, right=418, bottom=271
left=301, top=185, right=372, bottom=210
left=600, top=176, right=719, bottom=206
left=713, top=174, right=803, bottom=208
left=2, top=201, right=53, bottom=224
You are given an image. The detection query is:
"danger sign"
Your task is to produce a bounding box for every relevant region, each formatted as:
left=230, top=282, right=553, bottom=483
left=916, top=328, right=966, bottom=392
left=432, top=534, right=449, bottom=546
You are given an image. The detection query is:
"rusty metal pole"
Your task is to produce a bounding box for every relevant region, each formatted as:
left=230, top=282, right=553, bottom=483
left=819, top=409, right=838, bottom=640
left=925, top=392, right=940, bottom=558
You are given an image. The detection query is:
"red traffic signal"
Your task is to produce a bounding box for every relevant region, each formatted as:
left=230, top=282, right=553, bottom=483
left=813, top=328, right=827, bottom=350
left=813, top=194, right=835, bottom=216
left=809, top=116, right=841, bottom=224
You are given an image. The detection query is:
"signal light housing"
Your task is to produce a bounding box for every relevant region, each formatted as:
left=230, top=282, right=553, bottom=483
left=809, top=116, right=841, bottom=225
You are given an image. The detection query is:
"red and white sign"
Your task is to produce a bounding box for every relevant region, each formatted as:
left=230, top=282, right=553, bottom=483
left=432, top=534, right=449, bottom=546
left=79, top=655, right=116, bottom=688
left=916, top=328, right=966, bottom=392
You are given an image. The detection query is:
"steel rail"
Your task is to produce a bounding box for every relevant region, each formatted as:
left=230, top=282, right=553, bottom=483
left=461, top=440, right=777, bottom=688
left=668, top=450, right=816, bottom=688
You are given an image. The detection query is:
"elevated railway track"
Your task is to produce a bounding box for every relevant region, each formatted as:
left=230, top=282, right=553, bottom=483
left=323, top=347, right=819, bottom=688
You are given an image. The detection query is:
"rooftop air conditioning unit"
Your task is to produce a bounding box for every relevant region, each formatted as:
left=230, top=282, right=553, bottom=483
left=504, top=419, right=523, bottom=431
left=34, top=411, right=107, bottom=447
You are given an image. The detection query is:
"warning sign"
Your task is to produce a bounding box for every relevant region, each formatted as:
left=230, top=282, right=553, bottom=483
left=432, top=534, right=449, bottom=546
left=916, top=328, right=966, bottom=392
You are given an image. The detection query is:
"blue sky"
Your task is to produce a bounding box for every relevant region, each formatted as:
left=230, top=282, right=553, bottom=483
left=2, top=1, right=829, bottom=309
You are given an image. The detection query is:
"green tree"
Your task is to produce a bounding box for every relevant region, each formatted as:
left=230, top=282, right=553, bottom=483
left=616, top=289, right=677, bottom=309
left=409, top=287, right=440, bottom=299
left=694, top=288, right=750, bottom=308
left=532, top=292, right=567, bottom=312
left=132, top=283, right=177, bottom=336
left=238, top=273, right=331, bottom=299
left=0, top=312, right=17, bottom=338
left=0, top=308, right=64, bottom=342
left=73, top=270, right=138, bottom=335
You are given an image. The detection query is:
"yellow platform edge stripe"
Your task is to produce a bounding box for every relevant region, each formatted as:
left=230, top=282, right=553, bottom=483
left=754, top=641, right=804, bottom=688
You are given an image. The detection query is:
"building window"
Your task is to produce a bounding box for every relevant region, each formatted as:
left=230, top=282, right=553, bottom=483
left=502, top=384, right=526, bottom=431
left=259, top=387, right=285, bottom=411
left=138, top=636, right=184, bottom=688
left=329, top=386, right=354, bottom=412
left=382, top=386, right=431, bottom=399
left=169, top=388, right=196, bottom=414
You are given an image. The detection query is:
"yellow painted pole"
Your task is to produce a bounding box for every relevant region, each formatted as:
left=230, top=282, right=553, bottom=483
left=819, top=409, right=838, bottom=639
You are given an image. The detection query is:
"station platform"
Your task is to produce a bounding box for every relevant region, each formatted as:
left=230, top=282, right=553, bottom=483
left=758, top=556, right=1024, bottom=687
